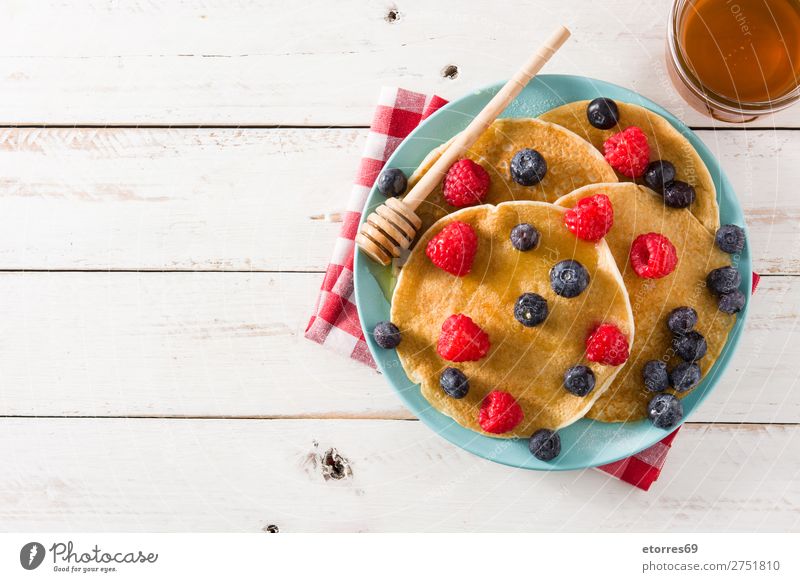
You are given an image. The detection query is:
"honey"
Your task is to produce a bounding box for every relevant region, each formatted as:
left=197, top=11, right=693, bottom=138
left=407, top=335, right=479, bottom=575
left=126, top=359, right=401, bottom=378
left=679, top=0, right=800, bottom=104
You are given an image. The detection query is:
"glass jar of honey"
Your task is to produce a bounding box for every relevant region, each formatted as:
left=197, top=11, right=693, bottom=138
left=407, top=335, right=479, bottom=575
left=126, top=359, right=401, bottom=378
left=667, top=0, right=800, bottom=122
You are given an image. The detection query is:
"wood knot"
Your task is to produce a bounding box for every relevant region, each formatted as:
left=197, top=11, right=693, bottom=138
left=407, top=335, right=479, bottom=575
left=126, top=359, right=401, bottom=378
left=302, top=443, right=354, bottom=481
left=263, top=524, right=279, bottom=533
left=385, top=8, right=400, bottom=23
left=441, top=64, right=459, bottom=80
left=321, top=447, right=353, bottom=481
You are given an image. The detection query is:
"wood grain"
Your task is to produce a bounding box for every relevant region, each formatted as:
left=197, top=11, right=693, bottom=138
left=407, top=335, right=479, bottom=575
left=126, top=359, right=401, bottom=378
left=0, top=0, right=798, bottom=127
left=0, top=272, right=793, bottom=422
left=0, top=1, right=797, bottom=533
left=0, top=128, right=797, bottom=273
left=0, top=418, right=797, bottom=532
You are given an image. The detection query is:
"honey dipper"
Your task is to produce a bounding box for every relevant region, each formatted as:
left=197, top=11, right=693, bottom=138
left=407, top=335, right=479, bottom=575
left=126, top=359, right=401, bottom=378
left=356, top=25, right=571, bottom=265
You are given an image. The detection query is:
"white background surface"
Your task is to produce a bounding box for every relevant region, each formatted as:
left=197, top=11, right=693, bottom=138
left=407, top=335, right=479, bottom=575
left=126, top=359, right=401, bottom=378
left=0, top=0, right=798, bottom=532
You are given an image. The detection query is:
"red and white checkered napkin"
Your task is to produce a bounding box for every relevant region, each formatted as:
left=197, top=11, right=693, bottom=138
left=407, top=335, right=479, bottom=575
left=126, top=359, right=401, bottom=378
left=305, top=86, right=758, bottom=491
left=305, top=87, right=447, bottom=367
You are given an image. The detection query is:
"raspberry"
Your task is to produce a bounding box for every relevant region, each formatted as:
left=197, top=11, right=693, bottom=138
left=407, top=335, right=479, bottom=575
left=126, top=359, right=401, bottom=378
left=425, top=221, right=478, bottom=277
left=443, top=159, right=490, bottom=207
left=437, top=314, right=490, bottom=362
left=630, top=233, right=678, bottom=279
left=603, top=126, right=650, bottom=178
left=563, top=193, right=614, bottom=242
left=478, top=390, right=524, bottom=434
left=586, top=323, right=629, bottom=366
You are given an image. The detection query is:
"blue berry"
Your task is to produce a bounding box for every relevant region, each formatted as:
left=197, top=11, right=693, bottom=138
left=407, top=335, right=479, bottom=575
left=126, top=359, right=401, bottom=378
left=715, top=224, right=745, bottom=254
left=707, top=266, right=741, bottom=295
left=529, top=429, right=561, bottom=461
left=663, top=180, right=696, bottom=208
left=439, top=367, right=469, bottom=399
left=373, top=321, right=401, bottom=349
left=672, top=331, right=707, bottom=362
left=647, top=393, right=683, bottom=429
left=667, top=306, right=698, bottom=335
left=563, top=365, right=596, bottom=397
left=510, top=223, right=540, bottom=251
left=510, top=148, right=547, bottom=186
left=642, top=360, right=669, bottom=392
left=376, top=168, right=407, bottom=197
left=718, top=290, right=746, bottom=314
left=514, top=293, right=548, bottom=327
left=643, top=160, right=676, bottom=193
left=670, top=362, right=701, bottom=392
left=550, top=260, right=590, bottom=298
left=586, top=97, right=620, bottom=130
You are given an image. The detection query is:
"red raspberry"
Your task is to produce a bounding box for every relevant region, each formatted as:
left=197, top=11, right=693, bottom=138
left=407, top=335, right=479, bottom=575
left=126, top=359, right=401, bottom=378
left=478, top=390, right=524, bottom=434
left=425, top=221, right=478, bottom=277
left=443, top=159, right=490, bottom=207
left=603, top=126, right=650, bottom=178
left=586, top=323, right=630, bottom=366
left=563, top=193, right=614, bottom=242
left=629, top=232, right=678, bottom=279
left=437, top=314, right=490, bottom=362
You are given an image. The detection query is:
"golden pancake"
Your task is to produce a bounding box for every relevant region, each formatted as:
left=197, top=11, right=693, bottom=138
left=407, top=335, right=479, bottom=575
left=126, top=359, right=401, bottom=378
left=390, top=201, right=634, bottom=438
left=555, top=183, right=735, bottom=422
left=540, top=101, right=719, bottom=232
left=407, top=118, right=618, bottom=237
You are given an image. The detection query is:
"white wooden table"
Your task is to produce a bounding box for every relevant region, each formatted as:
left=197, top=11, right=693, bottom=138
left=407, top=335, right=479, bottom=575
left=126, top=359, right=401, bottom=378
left=0, top=0, right=798, bottom=533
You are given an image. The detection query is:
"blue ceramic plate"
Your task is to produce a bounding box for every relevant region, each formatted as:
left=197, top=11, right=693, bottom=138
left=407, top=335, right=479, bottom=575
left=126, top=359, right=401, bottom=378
left=353, top=74, right=751, bottom=470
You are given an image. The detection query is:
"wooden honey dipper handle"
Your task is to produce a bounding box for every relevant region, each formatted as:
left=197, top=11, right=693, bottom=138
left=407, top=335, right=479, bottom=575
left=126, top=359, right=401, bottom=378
left=356, top=26, right=570, bottom=266
left=402, top=25, right=571, bottom=211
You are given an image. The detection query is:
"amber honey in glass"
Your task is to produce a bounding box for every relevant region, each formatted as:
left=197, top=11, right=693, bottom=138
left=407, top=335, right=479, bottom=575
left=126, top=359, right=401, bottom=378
left=668, top=0, right=800, bottom=122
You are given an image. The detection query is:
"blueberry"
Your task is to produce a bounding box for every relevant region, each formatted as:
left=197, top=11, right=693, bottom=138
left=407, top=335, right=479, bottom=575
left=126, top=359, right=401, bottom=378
left=672, top=331, right=707, bottom=362
left=510, top=223, right=540, bottom=251
left=642, top=360, right=670, bottom=392
left=529, top=429, right=561, bottom=461
left=376, top=168, right=407, bottom=197
left=718, top=290, right=746, bottom=314
left=514, top=293, right=548, bottom=327
left=439, top=367, right=469, bottom=399
left=715, top=224, right=746, bottom=254
left=550, top=260, right=590, bottom=298
left=563, top=365, right=596, bottom=397
left=373, top=321, right=401, bottom=349
left=670, top=362, right=701, bottom=392
left=586, top=97, right=620, bottom=130
left=510, top=148, right=547, bottom=186
left=662, top=180, right=696, bottom=208
left=643, top=160, right=676, bottom=193
left=707, top=266, right=741, bottom=295
left=647, top=393, right=683, bottom=429
left=667, top=306, right=698, bottom=335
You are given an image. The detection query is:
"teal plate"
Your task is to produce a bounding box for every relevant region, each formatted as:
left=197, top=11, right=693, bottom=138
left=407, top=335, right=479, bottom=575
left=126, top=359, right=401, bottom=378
left=353, top=74, right=751, bottom=471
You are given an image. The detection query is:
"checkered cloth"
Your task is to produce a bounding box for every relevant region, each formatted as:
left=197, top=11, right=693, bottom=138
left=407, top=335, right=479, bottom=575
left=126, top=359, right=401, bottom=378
left=305, top=87, right=447, bottom=367
left=305, top=86, right=759, bottom=491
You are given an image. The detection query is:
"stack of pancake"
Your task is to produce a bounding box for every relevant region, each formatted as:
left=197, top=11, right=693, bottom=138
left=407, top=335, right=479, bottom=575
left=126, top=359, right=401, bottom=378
left=389, top=101, right=738, bottom=438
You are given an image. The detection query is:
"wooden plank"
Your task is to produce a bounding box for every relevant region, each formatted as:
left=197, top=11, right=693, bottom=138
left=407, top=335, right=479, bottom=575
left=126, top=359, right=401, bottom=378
left=0, top=418, right=796, bottom=532
left=0, top=272, right=795, bottom=422
left=0, top=0, right=798, bottom=127
left=0, top=128, right=797, bottom=273
left=0, top=271, right=398, bottom=419
left=0, top=127, right=355, bottom=272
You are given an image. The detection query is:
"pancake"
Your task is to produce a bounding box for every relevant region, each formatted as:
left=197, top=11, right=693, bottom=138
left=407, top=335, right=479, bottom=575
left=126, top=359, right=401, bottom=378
left=406, top=118, right=618, bottom=238
left=540, top=100, right=719, bottom=232
left=555, top=183, right=736, bottom=422
left=390, top=201, right=634, bottom=438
